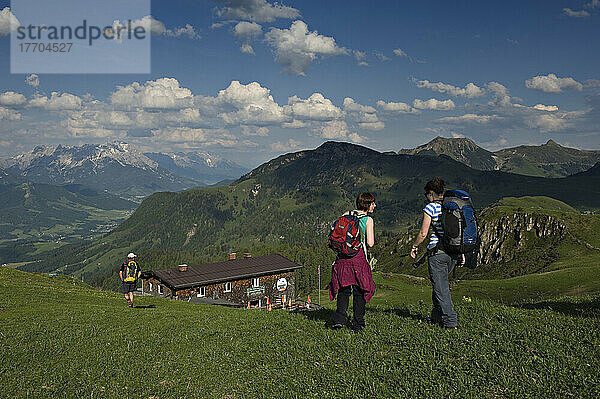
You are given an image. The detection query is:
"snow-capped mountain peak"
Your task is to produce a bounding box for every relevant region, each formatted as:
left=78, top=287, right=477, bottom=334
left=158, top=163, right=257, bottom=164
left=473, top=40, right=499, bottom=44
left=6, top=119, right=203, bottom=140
left=3, top=141, right=159, bottom=172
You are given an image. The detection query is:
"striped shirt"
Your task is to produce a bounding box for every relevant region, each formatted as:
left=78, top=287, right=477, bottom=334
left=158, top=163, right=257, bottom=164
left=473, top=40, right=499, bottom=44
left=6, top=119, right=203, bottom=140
left=424, top=202, right=444, bottom=249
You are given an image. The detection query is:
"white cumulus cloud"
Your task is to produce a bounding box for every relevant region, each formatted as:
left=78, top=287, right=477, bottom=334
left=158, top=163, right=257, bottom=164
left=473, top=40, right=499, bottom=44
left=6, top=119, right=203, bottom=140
left=320, top=120, right=364, bottom=143
left=234, top=21, right=262, bottom=38
left=115, top=16, right=200, bottom=40
left=525, top=74, right=584, bottom=93
left=563, top=8, right=590, bottom=18
left=526, top=114, right=568, bottom=132
left=234, top=22, right=262, bottom=55
left=285, top=93, right=344, bottom=121
left=214, top=0, right=300, bottom=22
left=25, top=74, right=40, bottom=88
left=110, top=78, right=194, bottom=109
left=416, top=80, right=486, bottom=98
left=436, top=114, right=499, bottom=124
left=486, top=82, right=513, bottom=106
left=165, top=24, right=201, bottom=40
left=0, top=106, right=21, bottom=121
left=214, top=80, right=287, bottom=125
left=358, top=121, right=385, bottom=131
left=584, top=79, right=600, bottom=89
left=265, top=20, right=348, bottom=75
left=343, top=97, right=376, bottom=113
left=242, top=126, right=269, bottom=136
left=344, top=98, right=382, bottom=129
left=353, top=50, right=368, bottom=66
left=282, top=119, right=307, bottom=129
left=585, top=0, right=600, bottom=8
left=413, top=98, right=455, bottom=111
left=376, top=100, right=418, bottom=114
left=240, top=43, right=255, bottom=54
left=29, top=92, right=83, bottom=111
left=0, top=7, right=19, bottom=36
left=532, top=104, right=559, bottom=112
left=0, top=91, right=27, bottom=106
left=152, top=127, right=237, bottom=146
left=271, top=138, right=303, bottom=152
left=320, top=120, right=350, bottom=139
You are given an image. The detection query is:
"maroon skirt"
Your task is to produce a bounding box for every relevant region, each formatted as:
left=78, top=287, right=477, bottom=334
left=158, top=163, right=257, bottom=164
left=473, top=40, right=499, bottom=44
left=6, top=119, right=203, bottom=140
left=328, top=248, right=376, bottom=302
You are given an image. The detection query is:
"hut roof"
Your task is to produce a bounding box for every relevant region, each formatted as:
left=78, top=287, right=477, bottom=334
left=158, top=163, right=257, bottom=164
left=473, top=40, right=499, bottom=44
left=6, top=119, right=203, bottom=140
left=150, top=254, right=302, bottom=290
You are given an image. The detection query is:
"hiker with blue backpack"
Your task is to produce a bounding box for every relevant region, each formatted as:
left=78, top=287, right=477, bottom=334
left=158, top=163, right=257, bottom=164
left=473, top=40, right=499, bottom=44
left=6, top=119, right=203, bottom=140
left=328, top=193, right=377, bottom=333
left=120, top=252, right=141, bottom=308
left=411, top=177, right=479, bottom=329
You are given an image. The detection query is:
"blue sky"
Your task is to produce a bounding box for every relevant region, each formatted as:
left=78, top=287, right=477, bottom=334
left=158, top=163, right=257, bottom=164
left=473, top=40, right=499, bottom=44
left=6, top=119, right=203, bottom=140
left=0, top=0, right=599, bottom=167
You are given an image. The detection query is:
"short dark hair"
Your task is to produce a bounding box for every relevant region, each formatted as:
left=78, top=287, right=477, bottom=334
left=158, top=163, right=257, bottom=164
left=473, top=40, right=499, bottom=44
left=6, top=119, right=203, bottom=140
left=424, top=177, right=445, bottom=195
left=356, top=192, right=375, bottom=211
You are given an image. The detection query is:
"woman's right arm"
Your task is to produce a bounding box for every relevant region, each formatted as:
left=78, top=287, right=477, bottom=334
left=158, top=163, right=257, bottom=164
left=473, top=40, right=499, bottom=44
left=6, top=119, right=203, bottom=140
left=411, top=212, right=431, bottom=258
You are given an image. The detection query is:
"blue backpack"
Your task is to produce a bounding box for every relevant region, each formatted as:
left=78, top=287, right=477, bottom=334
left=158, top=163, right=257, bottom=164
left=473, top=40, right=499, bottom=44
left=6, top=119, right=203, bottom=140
left=438, top=189, right=479, bottom=255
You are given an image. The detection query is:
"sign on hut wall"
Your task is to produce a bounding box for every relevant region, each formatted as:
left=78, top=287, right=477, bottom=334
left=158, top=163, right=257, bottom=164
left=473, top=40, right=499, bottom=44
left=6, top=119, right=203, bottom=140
left=246, top=286, right=265, bottom=296
left=276, top=277, right=288, bottom=291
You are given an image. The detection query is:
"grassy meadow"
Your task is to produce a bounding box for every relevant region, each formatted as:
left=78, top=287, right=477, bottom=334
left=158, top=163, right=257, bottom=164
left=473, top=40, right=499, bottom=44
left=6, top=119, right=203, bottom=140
left=1, top=267, right=599, bottom=398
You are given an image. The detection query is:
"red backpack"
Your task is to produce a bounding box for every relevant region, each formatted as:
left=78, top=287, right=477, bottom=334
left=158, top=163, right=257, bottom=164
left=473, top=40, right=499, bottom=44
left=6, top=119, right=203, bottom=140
left=328, top=211, right=365, bottom=258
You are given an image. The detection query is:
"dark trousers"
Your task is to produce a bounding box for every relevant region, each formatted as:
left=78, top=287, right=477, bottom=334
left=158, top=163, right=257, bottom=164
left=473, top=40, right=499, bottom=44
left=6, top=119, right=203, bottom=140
left=332, top=285, right=366, bottom=330
left=428, top=251, right=458, bottom=328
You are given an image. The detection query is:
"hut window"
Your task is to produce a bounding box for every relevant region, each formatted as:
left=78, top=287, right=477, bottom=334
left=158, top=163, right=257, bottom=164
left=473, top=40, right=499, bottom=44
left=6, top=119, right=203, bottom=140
left=252, top=277, right=260, bottom=287
left=197, top=287, right=206, bottom=297
left=224, top=282, right=232, bottom=293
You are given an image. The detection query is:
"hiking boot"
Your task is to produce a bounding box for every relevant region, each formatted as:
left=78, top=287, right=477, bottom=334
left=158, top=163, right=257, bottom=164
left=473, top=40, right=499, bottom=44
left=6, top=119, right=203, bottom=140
left=444, top=325, right=459, bottom=330
left=331, top=323, right=344, bottom=330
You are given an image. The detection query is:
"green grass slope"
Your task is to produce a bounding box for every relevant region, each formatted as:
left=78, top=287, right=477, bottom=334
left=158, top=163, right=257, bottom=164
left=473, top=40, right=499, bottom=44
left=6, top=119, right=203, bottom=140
left=493, top=196, right=579, bottom=213
left=1, top=267, right=599, bottom=398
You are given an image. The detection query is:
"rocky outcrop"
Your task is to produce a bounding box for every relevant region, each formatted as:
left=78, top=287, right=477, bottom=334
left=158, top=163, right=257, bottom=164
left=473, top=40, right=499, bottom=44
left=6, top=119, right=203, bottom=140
left=477, top=212, right=567, bottom=265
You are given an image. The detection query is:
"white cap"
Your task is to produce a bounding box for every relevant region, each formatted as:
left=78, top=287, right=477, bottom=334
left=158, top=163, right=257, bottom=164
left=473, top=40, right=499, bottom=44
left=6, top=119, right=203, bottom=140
left=127, top=252, right=136, bottom=258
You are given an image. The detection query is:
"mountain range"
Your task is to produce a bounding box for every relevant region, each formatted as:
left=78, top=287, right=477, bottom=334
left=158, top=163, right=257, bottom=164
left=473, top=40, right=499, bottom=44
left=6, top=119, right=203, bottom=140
left=144, top=151, right=248, bottom=185
left=0, top=142, right=247, bottom=202
left=26, top=140, right=600, bottom=289
left=399, top=137, right=600, bottom=177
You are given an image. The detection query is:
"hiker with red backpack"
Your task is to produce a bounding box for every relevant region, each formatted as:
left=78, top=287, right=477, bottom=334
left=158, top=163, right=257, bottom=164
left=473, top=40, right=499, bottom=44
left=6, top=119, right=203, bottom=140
left=120, top=252, right=141, bottom=308
left=411, top=177, right=479, bottom=329
left=328, top=193, right=377, bottom=333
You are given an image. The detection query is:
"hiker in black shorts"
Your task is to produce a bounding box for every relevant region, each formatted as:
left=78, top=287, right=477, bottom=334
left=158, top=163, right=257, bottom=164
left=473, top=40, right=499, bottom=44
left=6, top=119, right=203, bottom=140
left=120, top=253, right=141, bottom=308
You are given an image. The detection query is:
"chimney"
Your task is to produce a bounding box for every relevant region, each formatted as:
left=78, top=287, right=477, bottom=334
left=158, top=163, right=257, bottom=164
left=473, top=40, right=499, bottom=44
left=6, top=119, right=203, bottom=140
left=228, top=253, right=237, bottom=261
left=178, top=264, right=188, bottom=272
left=243, top=253, right=252, bottom=259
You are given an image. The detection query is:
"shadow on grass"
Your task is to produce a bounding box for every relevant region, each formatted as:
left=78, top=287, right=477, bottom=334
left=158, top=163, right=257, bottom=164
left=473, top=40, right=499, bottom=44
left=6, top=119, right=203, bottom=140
left=378, top=307, right=431, bottom=323
left=134, top=304, right=157, bottom=309
left=292, top=308, right=335, bottom=326
left=515, top=298, right=600, bottom=318
left=293, top=304, right=434, bottom=328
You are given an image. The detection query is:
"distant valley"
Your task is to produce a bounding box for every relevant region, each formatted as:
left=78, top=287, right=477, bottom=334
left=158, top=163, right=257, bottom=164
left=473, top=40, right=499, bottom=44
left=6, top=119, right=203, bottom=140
left=0, top=142, right=248, bottom=262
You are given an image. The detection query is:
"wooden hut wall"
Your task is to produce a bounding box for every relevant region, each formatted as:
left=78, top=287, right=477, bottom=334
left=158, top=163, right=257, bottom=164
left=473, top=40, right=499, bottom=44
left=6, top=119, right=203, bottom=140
left=174, top=271, right=296, bottom=305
